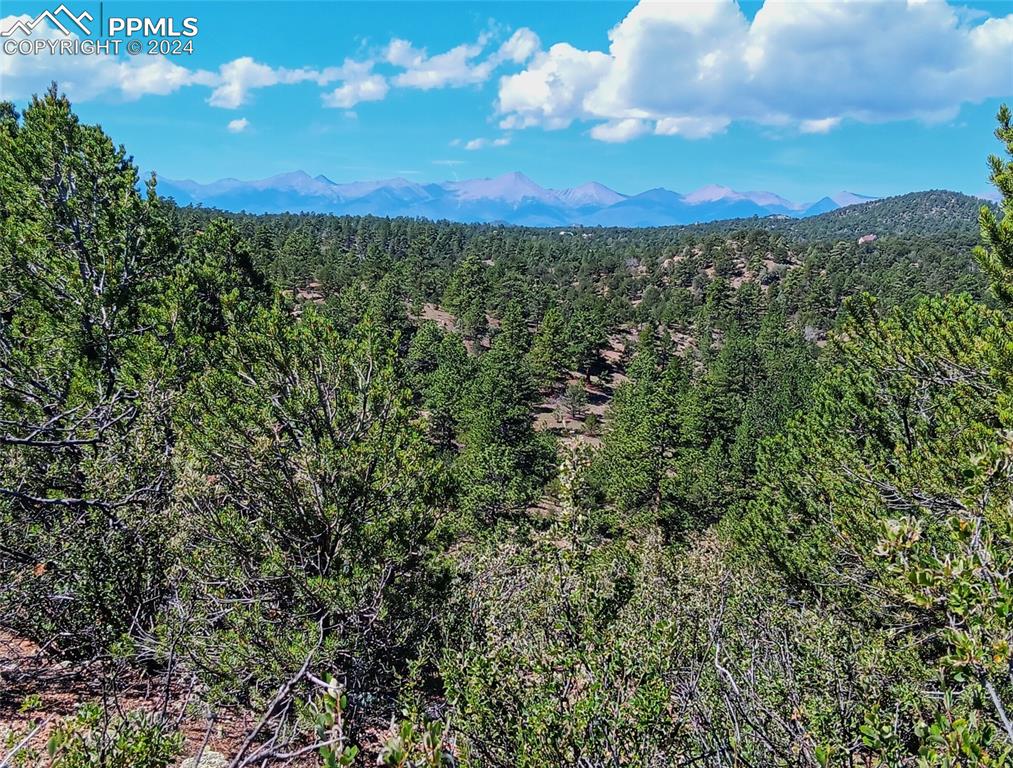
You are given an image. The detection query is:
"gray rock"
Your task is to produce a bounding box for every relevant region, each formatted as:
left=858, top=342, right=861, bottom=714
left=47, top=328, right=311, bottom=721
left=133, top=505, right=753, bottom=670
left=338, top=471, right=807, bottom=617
left=180, top=750, right=228, bottom=768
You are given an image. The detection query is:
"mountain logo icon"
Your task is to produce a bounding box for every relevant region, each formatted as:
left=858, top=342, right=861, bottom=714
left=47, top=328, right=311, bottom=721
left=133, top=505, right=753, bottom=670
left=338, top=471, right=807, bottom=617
left=1, top=5, right=93, bottom=37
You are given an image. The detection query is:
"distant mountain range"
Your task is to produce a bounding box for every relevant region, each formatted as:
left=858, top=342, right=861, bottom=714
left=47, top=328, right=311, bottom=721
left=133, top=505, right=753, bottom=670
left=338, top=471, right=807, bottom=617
left=157, top=171, right=881, bottom=227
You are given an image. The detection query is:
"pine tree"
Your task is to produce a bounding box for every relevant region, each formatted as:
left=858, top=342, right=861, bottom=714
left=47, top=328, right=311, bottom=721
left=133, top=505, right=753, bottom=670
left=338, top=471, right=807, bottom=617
left=0, top=85, right=181, bottom=654
left=443, top=251, right=488, bottom=340
left=176, top=304, right=449, bottom=717
left=594, top=339, right=662, bottom=519
left=456, top=330, right=553, bottom=521
left=566, top=297, right=609, bottom=382
left=496, top=300, right=530, bottom=354
left=528, top=305, right=568, bottom=389
left=976, top=104, right=1013, bottom=304
left=425, top=333, right=472, bottom=449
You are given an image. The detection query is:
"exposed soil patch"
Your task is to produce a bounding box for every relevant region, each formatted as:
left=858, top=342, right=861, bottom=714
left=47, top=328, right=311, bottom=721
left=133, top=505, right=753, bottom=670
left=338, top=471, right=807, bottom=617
left=0, top=632, right=312, bottom=766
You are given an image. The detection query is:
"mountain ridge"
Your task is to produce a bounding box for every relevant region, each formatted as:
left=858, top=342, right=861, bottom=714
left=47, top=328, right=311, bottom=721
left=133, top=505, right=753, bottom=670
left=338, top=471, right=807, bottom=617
left=157, top=170, right=886, bottom=227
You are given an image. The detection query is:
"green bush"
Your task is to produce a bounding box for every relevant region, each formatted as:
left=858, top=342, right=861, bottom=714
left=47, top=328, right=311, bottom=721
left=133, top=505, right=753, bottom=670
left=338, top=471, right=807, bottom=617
left=45, top=704, right=182, bottom=768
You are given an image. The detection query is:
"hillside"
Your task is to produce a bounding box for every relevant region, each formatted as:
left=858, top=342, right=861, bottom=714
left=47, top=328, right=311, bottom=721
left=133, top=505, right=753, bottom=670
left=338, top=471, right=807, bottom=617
left=684, top=189, right=990, bottom=242
left=774, top=189, right=990, bottom=239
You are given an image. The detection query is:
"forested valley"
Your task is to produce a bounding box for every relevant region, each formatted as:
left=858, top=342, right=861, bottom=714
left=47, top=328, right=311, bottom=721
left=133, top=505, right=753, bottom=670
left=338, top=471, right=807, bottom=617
left=2, top=86, right=1012, bottom=768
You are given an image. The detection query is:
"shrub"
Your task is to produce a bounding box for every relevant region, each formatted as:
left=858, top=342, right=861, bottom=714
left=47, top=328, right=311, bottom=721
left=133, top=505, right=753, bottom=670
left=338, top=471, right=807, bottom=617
left=45, top=704, right=182, bottom=768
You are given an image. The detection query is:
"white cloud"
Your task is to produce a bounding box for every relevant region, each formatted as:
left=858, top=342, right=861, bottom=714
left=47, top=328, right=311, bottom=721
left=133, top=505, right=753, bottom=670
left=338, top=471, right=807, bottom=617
left=590, top=119, right=650, bottom=142
left=462, top=136, right=512, bottom=150
left=207, top=58, right=280, bottom=108
left=799, top=117, right=842, bottom=134
left=207, top=56, right=339, bottom=108
left=497, top=0, right=1013, bottom=141
left=390, top=37, right=486, bottom=89
left=33, top=2, right=1004, bottom=144
left=0, top=15, right=539, bottom=117
left=654, top=116, right=731, bottom=139
left=385, top=38, right=424, bottom=68
left=322, top=74, right=388, bottom=108
left=497, top=43, right=612, bottom=130
left=389, top=39, right=489, bottom=89
left=11, top=1, right=1007, bottom=142
left=227, top=117, right=249, bottom=133
left=496, top=29, right=540, bottom=65
left=314, top=59, right=389, bottom=108
left=389, top=27, right=539, bottom=90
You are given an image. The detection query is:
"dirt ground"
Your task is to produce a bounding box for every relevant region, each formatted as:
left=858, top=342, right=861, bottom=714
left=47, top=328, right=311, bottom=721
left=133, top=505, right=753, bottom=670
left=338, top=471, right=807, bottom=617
left=0, top=631, right=318, bottom=766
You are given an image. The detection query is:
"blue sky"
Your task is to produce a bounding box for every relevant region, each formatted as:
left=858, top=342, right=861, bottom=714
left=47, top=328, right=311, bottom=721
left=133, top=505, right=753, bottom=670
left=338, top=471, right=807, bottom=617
left=2, top=0, right=1011, bottom=202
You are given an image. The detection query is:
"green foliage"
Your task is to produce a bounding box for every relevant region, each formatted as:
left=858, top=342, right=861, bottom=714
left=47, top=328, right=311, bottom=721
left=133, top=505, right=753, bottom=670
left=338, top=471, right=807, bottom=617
left=455, top=331, right=555, bottom=523
left=0, top=85, right=181, bottom=655
left=3, top=86, right=1010, bottom=768
left=527, top=306, right=567, bottom=389
left=495, top=300, right=530, bottom=354
left=976, top=104, right=1013, bottom=304
left=378, top=720, right=457, bottom=768
left=423, top=333, right=472, bottom=449
left=565, top=295, right=610, bottom=380
left=562, top=381, right=587, bottom=419
left=443, top=458, right=683, bottom=767
left=591, top=318, right=815, bottom=535
left=44, top=704, right=182, bottom=768
left=687, top=189, right=990, bottom=243
left=593, top=349, right=664, bottom=521
left=315, top=677, right=361, bottom=768
left=443, top=252, right=487, bottom=340
left=173, top=305, right=450, bottom=708
left=743, top=292, right=1013, bottom=759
